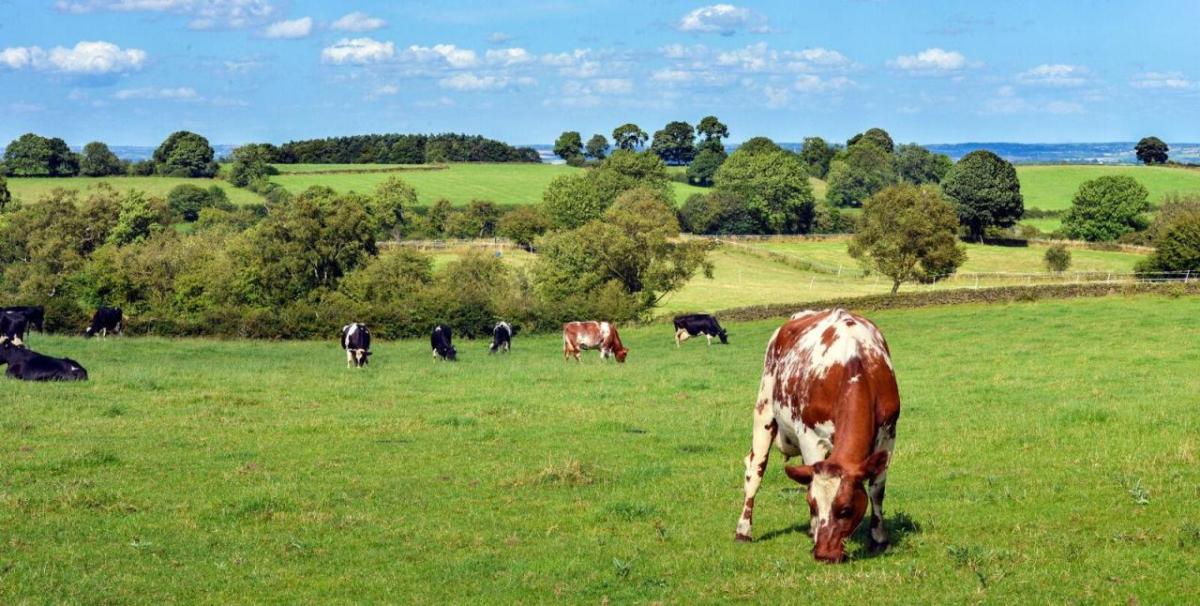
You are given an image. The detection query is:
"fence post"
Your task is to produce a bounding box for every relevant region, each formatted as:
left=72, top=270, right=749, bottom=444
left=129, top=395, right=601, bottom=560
left=974, top=275, right=979, bottom=290
left=1187, top=270, right=1192, bottom=284
left=838, top=264, right=843, bottom=276
left=809, top=277, right=815, bottom=291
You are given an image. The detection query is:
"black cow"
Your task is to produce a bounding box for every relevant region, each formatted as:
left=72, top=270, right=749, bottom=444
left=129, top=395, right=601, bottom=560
left=673, top=313, right=729, bottom=346
left=431, top=324, right=457, bottom=361
left=489, top=321, right=515, bottom=354
left=1, top=306, right=44, bottom=332
left=341, top=322, right=372, bottom=368
left=84, top=307, right=123, bottom=338
left=1, top=311, right=29, bottom=346
left=0, top=341, right=88, bottom=381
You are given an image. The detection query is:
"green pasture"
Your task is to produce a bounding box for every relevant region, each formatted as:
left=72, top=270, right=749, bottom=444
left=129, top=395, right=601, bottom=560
left=2, top=295, right=1197, bottom=603
left=1016, top=164, right=1200, bottom=211
left=4, top=176, right=264, bottom=206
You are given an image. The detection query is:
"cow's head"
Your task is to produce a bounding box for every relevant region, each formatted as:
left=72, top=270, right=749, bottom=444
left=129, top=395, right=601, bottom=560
left=614, top=346, right=628, bottom=363
left=62, top=359, right=88, bottom=381
left=785, top=451, right=888, bottom=563
left=353, top=349, right=371, bottom=367
left=718, top=328, right=729, bottom=344
left=444, top=345, right=458, bottom=361
left=84, top=325, right=95, bottom=338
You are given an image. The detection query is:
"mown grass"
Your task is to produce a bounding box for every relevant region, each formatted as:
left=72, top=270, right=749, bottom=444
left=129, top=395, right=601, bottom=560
left=1, top=295, right=1197, bottom=603
left=1017, top=164, right=1200, bottom=211
left=4, top=176, right=264, bottom=206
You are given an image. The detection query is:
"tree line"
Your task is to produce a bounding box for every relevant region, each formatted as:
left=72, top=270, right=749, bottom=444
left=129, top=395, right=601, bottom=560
left=1, top=131, right=220, bottom=178
left=273, top=133, right=540, bottom=164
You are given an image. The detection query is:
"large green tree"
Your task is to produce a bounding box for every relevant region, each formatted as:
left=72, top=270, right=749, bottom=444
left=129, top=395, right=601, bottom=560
left=650, top=121, right=697, bottom=165
left=227, top=144, right=277, bottom=187
left=542, top=150, right=671, bottom=229
left=553, top=131, right=584, bottom=164
left=153, top=131, right=217, bottom=178
left=798, top=137, right=837, bottom=179
left=714, top=145, right=816, bottom=233
left=585, top=134, right=609, bottom=161
left=80, top=141, right=123, bottom=177
left=825, top=142, right=897, bottom=207
left=686, top=147, right=727, bottom=187
left=1137, top=213, right=1200, bottom=273
left=940, top=150, right=1024, bottom=240
left=848, top=184, right=966, bottom=294
left=1061, top=175, right=1150, bottom=242
left=0, top=176, right=10, bottom=213
left=847, top=127, right=895, bottom=153
left=696, top=115, right=729, bottom=152
left=1134, top=136, right=1169, bottom=165
left=2, top=133, right=79, bottom=176
left=370, top=176, right=418, bottom=238
left=894, top=143, right=952, bottom=185
left=612, top=123, right=648, bottom=150
left=498, top=206, right=553, bottom=251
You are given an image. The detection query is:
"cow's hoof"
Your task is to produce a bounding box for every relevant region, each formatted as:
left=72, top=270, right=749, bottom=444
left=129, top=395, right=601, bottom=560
left=734, top=533, right=753, bottom=543
left=868, top=538, right=890, bottom=554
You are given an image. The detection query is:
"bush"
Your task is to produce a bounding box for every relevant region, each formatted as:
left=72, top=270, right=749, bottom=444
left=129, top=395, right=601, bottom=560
left=167, top=184, right=233, bottom=222
left=1044, top=244, right=1072, bottom=272
left=498, top=206, right=552, bottom=250
left=1062, top=175, right=1150, bottom=242
left=1137, top=213, right=1200, bottom=273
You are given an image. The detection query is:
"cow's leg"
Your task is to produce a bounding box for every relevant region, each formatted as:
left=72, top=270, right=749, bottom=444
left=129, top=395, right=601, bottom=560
left=706, top=333, right=713, bottom=346
left=868, top=428, right=895, bottom=553
left=674, top=328, right=685, bottom=347
left=736, top=390, right=777, bottom=542
left=346, top=349, right=353, bottom=368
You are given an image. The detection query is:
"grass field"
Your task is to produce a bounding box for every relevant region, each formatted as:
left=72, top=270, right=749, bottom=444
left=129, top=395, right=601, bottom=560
left=4, top=176, right=264, bottom=206
left=1016, top=165, right=1200, bottom=211
left=2, top=295, right=1197, bottom=603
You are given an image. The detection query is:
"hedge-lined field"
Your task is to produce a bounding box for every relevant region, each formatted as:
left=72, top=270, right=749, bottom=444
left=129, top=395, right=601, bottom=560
left=4, top=176, right=263, bottom=206
left=2, top=295, right=1196, bottom=603
left=1016, top=165, right=1200, bottom=211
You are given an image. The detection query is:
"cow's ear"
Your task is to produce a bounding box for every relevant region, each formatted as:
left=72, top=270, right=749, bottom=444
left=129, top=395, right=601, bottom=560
left=863, top=451, right=889, bottom=482
left=784, top=464, right=815, bottom=485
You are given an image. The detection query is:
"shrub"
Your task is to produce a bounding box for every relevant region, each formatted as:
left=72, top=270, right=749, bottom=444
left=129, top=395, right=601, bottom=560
left=1062, top=175, right=1150, bottom=242
left=1044, top=244, right=1072, bottom=273
left=498, top=206, right=552, bottom=250
left=1136, top=213, right=1200, bottom=274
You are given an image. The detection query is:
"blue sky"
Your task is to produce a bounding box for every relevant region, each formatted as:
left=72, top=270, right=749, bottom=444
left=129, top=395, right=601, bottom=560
left=2, top=0, right=1199, bottom=146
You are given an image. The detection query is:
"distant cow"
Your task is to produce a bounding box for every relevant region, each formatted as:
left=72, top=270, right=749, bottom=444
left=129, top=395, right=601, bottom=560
left=1, top=306, right=44, bottom=332
left=673, top=313, right=728, bottom=346
left=563, top=321, right=628, bottom=363
left=1, top=311, right=29, bottom=347
left=735, top=308, right=900, bottom=564
left=84, top=307, right=123, bottom=338
left=431, top=324, right=457, bottom=361
left=0, top=341, right=88, bottom=382
left=341, top=323, right=372, bottom=368
left=489, top=321, right=514, bottom=354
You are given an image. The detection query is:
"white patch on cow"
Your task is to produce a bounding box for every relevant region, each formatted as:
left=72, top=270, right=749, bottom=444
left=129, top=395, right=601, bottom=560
left=871, top=525, right=887, bottom=544
left=791, top=309, right=819, bottom=320
left=849, top=374, right=860, bottom=384
left=599, top=322, right=611, bottom=343
left=795, top=420, right=835, bottom=463
left=777, top=309, right=893, bottom=385
left=810, top=473, right=842, bottom=536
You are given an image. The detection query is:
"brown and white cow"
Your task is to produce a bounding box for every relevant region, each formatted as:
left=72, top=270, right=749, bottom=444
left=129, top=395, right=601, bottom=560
left=735, top=308, right=900, bottom=563
left=562, top=321, right=628, bottom=363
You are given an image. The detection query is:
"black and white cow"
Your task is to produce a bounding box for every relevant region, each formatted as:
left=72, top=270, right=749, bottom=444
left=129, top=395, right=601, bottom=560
left=1, top=311, right=29, bottom=347
left=489, top=321, right=514, bottom=354
left=673, top=313, right=729, bottom=346
left=341, top=322, right=372, bottom=368
left=84, top=307, right=123, bottom=338
left=431, top=324, right=457, bottom=361
left=0, top=341, right=88, bottom=381
left=1, top=306, right=44, bottom=332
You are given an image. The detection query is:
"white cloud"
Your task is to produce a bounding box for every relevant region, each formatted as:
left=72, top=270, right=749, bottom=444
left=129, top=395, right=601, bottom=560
left=263, top=16, right=312, bottom=39
left=713, top=43, right=851, bottom=73
left=366, top=84, right=400, bottom=100
left=762, top=85, right=789, bottom=108
left=113, top=86, right=199, bottom=100
left=981, top=86, right=1086, bottom=115
left=322, top=38, right=395, bottom=64
left=1017, top=64, right=1088, bottom=87
left=331, top=11, right=385, bottom=32
left=793, top=74, right=854, bottom=93
left=678, top=4, right=769, bottom=35
left=889, top=48, right=967, bottom=72
left=439, top=73, right=511, bottom=91
left=590, top=78, right=633, bottom=94
left=55, top=0, right=278, bottom=29
left=488, top=32, right=513, bottom=44
left=652, top=69, right=692, bottom=83
left=0, top=41, right=147, bottom=74
left=401, top=44, right=478, bottom=69
left=1131, top=71, right=1196, bottom=89
left=485, top=47, right=532, bottom=66
left=1045, top=101, right=1084, bottom=114
left=415, top=96, right=456, bottom=108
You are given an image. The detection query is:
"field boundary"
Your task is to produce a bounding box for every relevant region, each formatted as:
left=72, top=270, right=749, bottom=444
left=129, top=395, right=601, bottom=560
left=708, top=281, right=1200, bottom=322
left=272, top=164, right=451, bottom=175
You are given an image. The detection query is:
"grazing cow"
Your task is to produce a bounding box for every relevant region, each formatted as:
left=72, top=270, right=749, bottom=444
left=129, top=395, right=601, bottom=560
left=735, top=308, right=900, bottom=564
left=1, top=306, right=44, bottom=332
left=562, top=321, right=628, bottom=363
left=673, top=313, right=729, bottom=346
left=0, top=341, right=88, bottom=382
left=1, top=311, right=29, bottom=347
left=84, top=307, right=123, bottom=338
left=489, top=321, right=514, bottom=354
left=341, top=323, right=372, bottom=368
left=431, top=324, right=457, bottom=361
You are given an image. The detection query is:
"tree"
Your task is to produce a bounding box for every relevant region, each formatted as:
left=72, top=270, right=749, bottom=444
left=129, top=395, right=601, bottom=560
left=498, top=206, right=552, bottom=251
left=108, top=191, right=161, bottom=246
left=80, top=141, right=123, bottom=177
left=553, top=131, right=584, bottom=164
left=227, top=144, right=277, bottom=187
left=847, top=127, right=894, bottom=153
left=612, top=123, right=648, bottom=150
left=1135, top=136, right=1169, bottom=165
left=686, top=146, right=726, bottom=187
left=679, top=190, right=759, bottom=235
left=825, top=142, right=898, bottom=207
left=650, top=121, right=697, bottom=165
left=153, top=131, right=217, bottom=178
left=2, top=133, right=79, bottom=176
left=370, top=176, right=417, bottom=237
left=168, top=184, right=213, bottom=222
left=1061, top=175, right=1150, bottom=242
left=541, top=150, right=671, bottom=229
left=462, top=200, right=502, bottom=238
left=714, top=146, right=816, bottom=233
left=1044, top=244, right=1072, bottom=273
left=737, top=136, right=782, bottom=156
left=848, top=184, right=966, bottom=294
left=696, top=115, right=728, bottom=154
left=585, top=134, right=609, bottom=161
left=1137, top=213, right=1200, bottom=273
left=0, top=176, right=9, bottom=214
left=894, top=143, right=952, bottom=185
left=940, top=150, right=1024, bottom=240
left=799, top=137, right=836, bottom=179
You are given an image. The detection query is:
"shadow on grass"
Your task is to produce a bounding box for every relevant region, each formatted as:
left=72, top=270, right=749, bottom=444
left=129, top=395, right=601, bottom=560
left=756, top=510, right=923, bottom=558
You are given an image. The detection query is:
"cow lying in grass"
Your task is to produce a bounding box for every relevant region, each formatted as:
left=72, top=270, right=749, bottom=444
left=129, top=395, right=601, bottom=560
left=0, top=341, right=89, bottom=382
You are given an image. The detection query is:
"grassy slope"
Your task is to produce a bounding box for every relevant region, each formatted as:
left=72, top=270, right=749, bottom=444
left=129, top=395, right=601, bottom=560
left=1017, top=165, right=1200, bottom=211
left=5, top=176, right=264, bottom=206
left=1, top=295, right=1197, bottom=603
